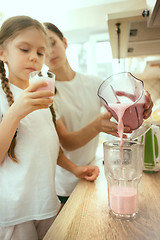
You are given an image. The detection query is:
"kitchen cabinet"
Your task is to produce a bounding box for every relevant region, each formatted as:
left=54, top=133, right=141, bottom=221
left=107, top=0, right=160, bottom=59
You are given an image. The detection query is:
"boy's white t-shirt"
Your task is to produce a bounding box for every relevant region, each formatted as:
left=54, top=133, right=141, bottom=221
left=0, top=82, right=61, bottom=227
left=54, top=72, right=103, bottom=196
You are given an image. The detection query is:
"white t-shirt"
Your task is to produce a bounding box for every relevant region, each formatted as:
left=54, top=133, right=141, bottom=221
left=54, top=72, right=103, bottom=196
left=0, top=82, right=61, bottom=227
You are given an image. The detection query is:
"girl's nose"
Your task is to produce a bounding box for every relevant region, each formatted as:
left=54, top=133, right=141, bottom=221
left=29, top=52, right=38, bottom=62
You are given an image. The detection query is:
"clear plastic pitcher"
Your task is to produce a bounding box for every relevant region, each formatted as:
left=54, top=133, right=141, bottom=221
left=98, top=72, right=145, bottom=130
left=103, top=140, right=144, bottom=219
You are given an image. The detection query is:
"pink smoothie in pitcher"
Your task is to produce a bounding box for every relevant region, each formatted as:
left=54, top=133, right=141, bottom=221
left=108, top=100, right=144, bottom=145
left=107, top=91, right=144, bottom=131
left=109, top=186, right=138, bottom=215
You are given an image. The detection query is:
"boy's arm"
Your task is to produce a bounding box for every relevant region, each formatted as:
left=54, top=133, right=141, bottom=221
left=57, top=148, right=99, bottom=181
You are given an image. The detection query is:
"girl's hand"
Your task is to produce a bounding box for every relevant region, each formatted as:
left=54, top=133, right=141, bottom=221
left=11, top=81, right=54, bottom=120
left=73, top=165, right=100, bottom=181
left=143, top=91, right=153, bottom=119
left=96, top=111, right=131, bottom=138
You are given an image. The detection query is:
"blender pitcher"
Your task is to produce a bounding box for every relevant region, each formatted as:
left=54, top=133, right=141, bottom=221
left=103, top=140, right=144, bottom=219
left=97, top=72, right=145, bottom=130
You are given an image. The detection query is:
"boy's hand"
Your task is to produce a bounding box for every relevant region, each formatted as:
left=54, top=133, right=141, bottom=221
left=143, top=91, right=153, bottom=119
left=96, top=111, right=132, bottom=138
left=73, top=165, right=100, bottom=181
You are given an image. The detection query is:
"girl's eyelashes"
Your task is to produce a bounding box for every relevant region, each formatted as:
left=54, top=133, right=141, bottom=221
left=37, top=52, right=44, bottom=56
left=19, top=48, right=44, bottom=56
left=20, top=48, right=28, bottom=52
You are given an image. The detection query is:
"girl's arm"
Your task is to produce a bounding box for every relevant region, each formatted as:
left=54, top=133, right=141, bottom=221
left=0, top=81, right=53, bottom=164
left=57, top=148, right=99, bottom=181
left=56, top=111, right=131, bottom=151
left=0, top=107, right=20, bottom=164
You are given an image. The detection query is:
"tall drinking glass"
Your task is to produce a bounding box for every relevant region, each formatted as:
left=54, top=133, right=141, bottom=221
left=29, top=70, right=55, bottom=98
left=103, top=140, right=144, bottom=219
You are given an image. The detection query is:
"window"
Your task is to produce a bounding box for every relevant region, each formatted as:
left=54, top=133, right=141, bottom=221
left=66, top=32, right=125, bottom=79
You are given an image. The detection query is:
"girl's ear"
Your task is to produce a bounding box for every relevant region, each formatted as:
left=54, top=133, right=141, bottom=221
left=0, top=46, right=7, bottom=62
left=63, top=37, right=68, bottom=49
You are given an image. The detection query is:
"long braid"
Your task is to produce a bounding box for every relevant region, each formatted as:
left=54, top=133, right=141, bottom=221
left=0, top=60, right=18, bottom=162
left=49, top=104, right=56, bottom=127
left=43, top=23, right=63, bottom=129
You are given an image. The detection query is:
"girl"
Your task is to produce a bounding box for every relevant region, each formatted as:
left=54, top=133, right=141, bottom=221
left=0, top=16, right=99, bottom=240
left=43, top=22, right=153, bottom=204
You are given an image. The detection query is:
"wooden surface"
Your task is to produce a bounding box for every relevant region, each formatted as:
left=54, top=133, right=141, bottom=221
left=43, top=159, right=160, bottom=240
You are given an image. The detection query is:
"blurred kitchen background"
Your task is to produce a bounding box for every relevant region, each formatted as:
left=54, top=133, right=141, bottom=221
left=0, top=0, right=160, bottom=103
left=1, top=0, right=160, bottom=158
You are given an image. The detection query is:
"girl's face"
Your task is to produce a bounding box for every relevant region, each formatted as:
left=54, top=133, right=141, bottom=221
left=1, top=27, right=47, bottom=89
left=45, top=29, right=67, bottom=71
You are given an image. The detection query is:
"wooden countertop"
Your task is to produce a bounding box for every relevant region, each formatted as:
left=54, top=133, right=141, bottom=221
left=43, top=159, right=160, bottom=240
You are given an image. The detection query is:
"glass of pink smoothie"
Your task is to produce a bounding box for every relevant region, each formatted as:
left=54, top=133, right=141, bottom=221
left=103, top=140, right=144, bottom=220
left=29, top=70, right=55, bottom=99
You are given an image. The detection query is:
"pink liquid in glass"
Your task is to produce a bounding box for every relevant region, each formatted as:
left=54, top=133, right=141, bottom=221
left=35, top=78, right=55, bottom=92
left=109, top=186, right=138, bottom=215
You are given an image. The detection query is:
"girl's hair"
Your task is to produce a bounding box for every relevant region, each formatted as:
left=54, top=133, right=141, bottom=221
left=0, top=16, right=56, bottom=162
left=43, top=22, right=64, bottom=40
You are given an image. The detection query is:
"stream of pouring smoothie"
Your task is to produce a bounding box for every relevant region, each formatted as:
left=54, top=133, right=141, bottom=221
left=108, top=103, right=132, bottom=145
left=108, top=91, right=137, bottom=145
